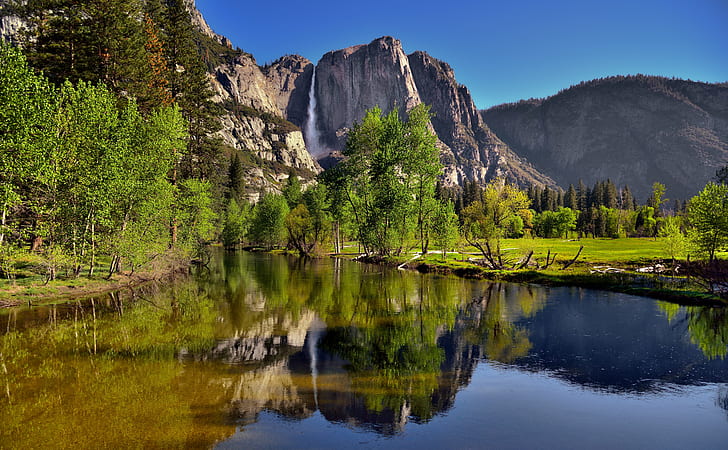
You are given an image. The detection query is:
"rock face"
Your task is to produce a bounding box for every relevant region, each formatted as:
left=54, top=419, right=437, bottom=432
left=482, top=76, right=728, bottom=200
left=406, top=50, right=554, bottom=187
left=309, top=37, right=554, bottom=187
left=262, top=55, right=314, bottom=127
left=204, top=47, right=320, bottom=198
left=315, top=36, right=422, bottom=151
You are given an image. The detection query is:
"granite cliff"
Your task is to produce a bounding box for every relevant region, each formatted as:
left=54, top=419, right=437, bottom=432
left=482, top=76, right=728, bottom=200
left=310, top=37, right=554, bottom=187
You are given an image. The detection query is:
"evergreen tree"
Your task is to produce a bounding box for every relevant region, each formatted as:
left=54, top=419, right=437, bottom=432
left=577, top=179, right=588, bottom=211
left=621, top=185, right=635, bottom=211
left=140, top=6, right=173, bottom=111
left=604, top=179, right=618, bottom=209
left=565, top=184, right=578, bottom=210
left=9, top=0, right=148, bottom=96
left=227, top=152, right=245, bottom=202
left=161, top=0, right=223, bottom=180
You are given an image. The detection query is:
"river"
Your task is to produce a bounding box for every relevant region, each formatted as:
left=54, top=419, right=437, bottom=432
left=1, top=250, right=727, bottom=448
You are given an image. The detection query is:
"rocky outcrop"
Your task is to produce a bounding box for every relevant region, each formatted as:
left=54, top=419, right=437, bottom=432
left=315, top=36, right=422, bottom=151
left=262, top=55, right=314, bottom=127
left=482, top=76, right=728, bottom=200
left=305, top=37, right=554, bottom=187
left=0, top=0, right=22, bottom=44
left=211, top=53, right=280, bottom=114
left=407, top=50, right=554, bottom=187
left=207, top=49, right=320, bottom=196
left=184, top=0, right=233, bottom=47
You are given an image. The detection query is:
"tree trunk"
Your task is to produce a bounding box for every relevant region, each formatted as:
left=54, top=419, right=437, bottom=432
left=0, top=204, right=6, bottom=246
left=88, top=220, right=95, bottom=277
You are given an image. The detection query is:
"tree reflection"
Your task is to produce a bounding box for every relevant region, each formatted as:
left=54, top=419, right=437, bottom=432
left=658, top=302, right=728, bottom=360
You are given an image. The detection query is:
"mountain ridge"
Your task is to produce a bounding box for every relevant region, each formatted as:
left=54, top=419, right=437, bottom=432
left=481, top=74, right=728, bottom=200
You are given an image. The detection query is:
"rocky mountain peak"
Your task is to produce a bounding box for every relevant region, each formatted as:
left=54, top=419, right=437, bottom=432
left=315, top=36, right=422, bottom=151
left=262, top=55, right=313, bottom=127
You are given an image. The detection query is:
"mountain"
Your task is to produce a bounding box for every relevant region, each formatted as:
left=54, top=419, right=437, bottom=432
left=312, top=36, right=555, bottom=187
left=482, top=76, right=728, bottom=200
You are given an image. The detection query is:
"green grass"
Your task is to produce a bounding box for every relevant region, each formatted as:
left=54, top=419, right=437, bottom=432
left=334, top=237, right=727, bottom=305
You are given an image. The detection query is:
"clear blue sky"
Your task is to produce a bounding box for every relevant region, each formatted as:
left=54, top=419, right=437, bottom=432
left=196, top=0, right=728, bottom=109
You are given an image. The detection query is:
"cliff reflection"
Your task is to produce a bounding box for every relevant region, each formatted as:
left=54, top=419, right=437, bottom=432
left=191, top=251, right=548, bottom=434
left=2, top=250, right=727, bottom=447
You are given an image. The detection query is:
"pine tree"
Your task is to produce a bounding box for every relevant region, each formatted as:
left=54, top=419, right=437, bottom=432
left=227, top=152, right=245, bottom=202
left=577, top=179, right=588, bottom=211
left=604, top=179, right=618, bottom=209
left=140, top=9, right=173, bottom=111
left=621, top=185, right=635, bottom=211
left=565, top=184, right=578, bottom=210
left=161, top=0, right=223, bottom=181
left=9, top=0, right=148, bottom=95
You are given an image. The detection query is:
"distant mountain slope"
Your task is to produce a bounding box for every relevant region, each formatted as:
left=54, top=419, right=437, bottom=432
left=481, top=76, right=728, bottom=200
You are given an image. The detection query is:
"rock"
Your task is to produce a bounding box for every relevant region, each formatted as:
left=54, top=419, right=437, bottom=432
left=482, top=76, right=728, bottom=200
left=262, top=55, right=314, bottom=127
left=308, top=36, right=554, bottom=188
left=211, top=54, right=280, bottom=115
left=315, top=36, right=422, bottom=151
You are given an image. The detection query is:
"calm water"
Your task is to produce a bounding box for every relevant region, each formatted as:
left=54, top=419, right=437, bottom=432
left=1, top=250, right=727, bottom=449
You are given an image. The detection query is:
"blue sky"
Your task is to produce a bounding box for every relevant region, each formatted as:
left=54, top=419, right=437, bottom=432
left=196, top=0, right=727, bottom=108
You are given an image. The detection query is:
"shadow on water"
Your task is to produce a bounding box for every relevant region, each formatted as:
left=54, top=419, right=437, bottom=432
left=1, top=249, right=727, bottom=447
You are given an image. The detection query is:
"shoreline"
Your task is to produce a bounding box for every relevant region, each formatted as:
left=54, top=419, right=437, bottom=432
left=0, top=261, right=191, bottom=309
left=3, top=248, right=726, bottom=308
left=348, top=254, right=728, bottom=307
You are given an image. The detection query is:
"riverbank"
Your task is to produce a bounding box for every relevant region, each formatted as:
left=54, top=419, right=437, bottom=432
left=346, top=245, right=728, bottom=307
left=0, top=250, right=191, bottom=308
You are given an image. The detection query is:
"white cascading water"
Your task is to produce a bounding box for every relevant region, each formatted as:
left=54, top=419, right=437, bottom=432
left=307, top=319, right=324, bottom=410
left=304, top=67, right=321, bottom=156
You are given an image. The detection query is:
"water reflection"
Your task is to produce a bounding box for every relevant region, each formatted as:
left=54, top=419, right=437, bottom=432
left=1, top=250, right=727, bottom=448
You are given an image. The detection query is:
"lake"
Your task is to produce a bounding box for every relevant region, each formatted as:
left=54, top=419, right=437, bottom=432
left=1, top=250, right=727, bottom=448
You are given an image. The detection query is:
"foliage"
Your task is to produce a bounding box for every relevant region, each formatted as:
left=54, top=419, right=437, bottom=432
left=460, top=179, right=530, bottom=268
left=221, top=198, right=250, bottom=249
left=658, top=216, right=686, bottom=262
left=0, top=42, right=192, bottom=281
left=430, top=200, right=460, bottom=260
left=534, top=207, right=578, bottom=238
left=176, top=178, right=217, bottom=259
left=688, top=183, right=728, bottom=260
left=286, top=183, right=332, bottom=256
left=249, top=193, right=289, bottom=250
left=323, top=104, right=442, bottom=256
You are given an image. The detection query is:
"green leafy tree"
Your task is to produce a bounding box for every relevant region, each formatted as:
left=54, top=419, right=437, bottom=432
left=327, top=105, right=442, bottom=256
left=461, top=180, right=530, bottom=268
left=176, top=178, right=217, bottom=259
left=0, top=43, right=56, bottom=248
left=659, top=216, right=686, bottom=268
left=648, top=182, right=667, bottom=218
left=285, top=184, right=331, bottom=256
left=249, top=193, right=289, bottom=250
left=431, top=200, right=459, bottom=261
left=534, top=207, right=578, bottom=238
left=688, top=183, right=728, bottom=260
left=221, top=198, right=250, bottom=249
left=282, top=172, right=303, bottom=208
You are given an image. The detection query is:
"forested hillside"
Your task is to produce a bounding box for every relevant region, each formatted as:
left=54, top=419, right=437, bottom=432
left=482, top=75, right=728, bottom=201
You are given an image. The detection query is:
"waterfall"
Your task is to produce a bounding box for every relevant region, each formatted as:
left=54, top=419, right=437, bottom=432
left=307, top=319, right=324, bottom=410
left=304, top=67, right=322, bottom=156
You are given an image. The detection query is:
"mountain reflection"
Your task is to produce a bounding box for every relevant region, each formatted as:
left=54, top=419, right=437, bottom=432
left=194, top=251, right=728, bottom=434
left=2, top=250, right=727, bottom=446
